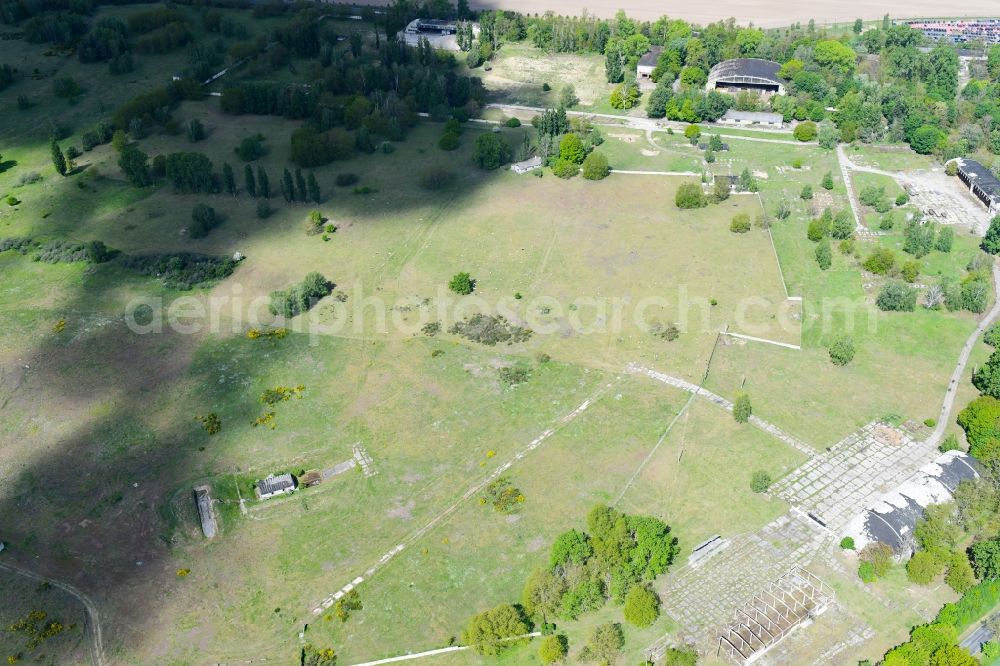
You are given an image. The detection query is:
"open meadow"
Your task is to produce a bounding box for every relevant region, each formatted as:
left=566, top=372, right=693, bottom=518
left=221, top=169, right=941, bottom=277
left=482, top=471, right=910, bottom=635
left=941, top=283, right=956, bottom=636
left=0, top=4, right=997, bottom=664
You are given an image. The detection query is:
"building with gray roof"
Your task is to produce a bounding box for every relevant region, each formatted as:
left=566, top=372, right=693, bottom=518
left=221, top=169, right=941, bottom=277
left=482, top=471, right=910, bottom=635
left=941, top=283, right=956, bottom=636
left=954, top=158, right=1000, bottom=214
left=706, top=59, right=785, bottom=96
left=720, top=109, right=784, bottom=128
left=842, top=450, right=980, bottom=556
left=256, top=473, right=296, bottom=500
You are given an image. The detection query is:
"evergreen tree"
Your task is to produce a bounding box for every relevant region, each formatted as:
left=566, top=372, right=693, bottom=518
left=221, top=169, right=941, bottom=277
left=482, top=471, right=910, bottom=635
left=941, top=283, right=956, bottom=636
left=51, top=138, right=68, bottom=176
left=815, top=238, right=832, bottom=270
left=282, top=168, right=294, bottom=202
left=257, top=166, right=270, bottom=199
left=294, top=168, right=307, bottom=201
left=307, top=172, right=321, bottom=203
left=244, top=164, right=256, bottom=197
left=223, top=163, right=237, bottom=197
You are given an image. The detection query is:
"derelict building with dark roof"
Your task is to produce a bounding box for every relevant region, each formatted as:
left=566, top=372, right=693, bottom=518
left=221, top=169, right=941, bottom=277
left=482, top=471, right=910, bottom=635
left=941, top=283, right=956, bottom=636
left=954, top=157, right=1000, bottom=214
left=705, top=58, right=785, bottom=96
left=842, top=450, right=980, bottom=556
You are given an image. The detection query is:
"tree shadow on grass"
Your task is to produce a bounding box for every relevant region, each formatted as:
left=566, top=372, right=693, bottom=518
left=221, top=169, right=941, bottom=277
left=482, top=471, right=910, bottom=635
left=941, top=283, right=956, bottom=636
left=0, top=112, right=539, bottom=663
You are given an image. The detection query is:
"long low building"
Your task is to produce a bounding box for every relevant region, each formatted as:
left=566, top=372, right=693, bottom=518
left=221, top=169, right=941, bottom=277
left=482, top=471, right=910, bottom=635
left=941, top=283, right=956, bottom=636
left=719, top=109, right=783, bottom=128
left=706, top=58, right=785, bottom=96
left=954, top=157, right=1000, bottom=214
left=841, top=450, right=980, bottom=556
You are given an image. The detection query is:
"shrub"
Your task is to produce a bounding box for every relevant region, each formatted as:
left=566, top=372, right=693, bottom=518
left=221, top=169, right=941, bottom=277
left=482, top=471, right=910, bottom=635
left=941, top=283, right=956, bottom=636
left=876, top=281, right=917, bottom=312
left=505, top=116, right=521, bottom=128
left=481, top=475, right=525, bottom=509
left=896, top=192, right=910, bottom=206
left=552, top=159, right=580, bottom=179
left=256, top=201, right=272, bottom=219
left=800, top=185, right=813, bottom=200
left=807, top=217, right=830, bottom=242
left=793, top=121, right=817, bottom=141
left=683, top=125, right=701, bottom=142
left=268, top=272, right=331, bottom=318
left=187, top=204, right=219, bottom=239
left=733, top=393, right=752, bottom=423
left=581, top=151, right=609, bottom=180
left=236, top=135, right=264, bottom=161
left=815, top=238, right=832, bottom=269
left=538, top=634, right=568, bottom=664
left=649, top=321, right=680, bottom=341
left=121, top=253, right=237, bottom=290
left=622, top=586, right=659, bottom=628
left=498, top=366, right=530, bottom=388
left=449, top=272, right=474, bottom=295
left=675, top=181, right=706, bottom=209
left=463, top=604, right=531, bottom=656
left=907, top=551, right=945, bottom=584
left=449, top=314, right=532, bottom=346
left=923, top=418, right=937, bottom=427
left=862, top=247, right=896, bottom=275
left=985, top=324, right=1000, bottom=347
left=860, top=542, right=894, bottom=577
left=472, top=133, right=511, bottom=170
left=730, top=213, right=751, bottom=233
left=821, top=172, right=834, bottom=190
left=750, top=471, right=771, bottom=493
left=902, top=258, right=921, bottom=282
left=335, top=173, right=359, bottom=187
left=438, top=132, right=460, bottom=151
left=858, top=561, right=877, bottom=583
left=829, top=336, right=855, bottom=365
left=840, top=536, right=855, bottom=550
left=945, top=554, right=976, bottom=594
left=305, top=210, right=325, bottom=235
left=938, top=434, right=960, bottom=453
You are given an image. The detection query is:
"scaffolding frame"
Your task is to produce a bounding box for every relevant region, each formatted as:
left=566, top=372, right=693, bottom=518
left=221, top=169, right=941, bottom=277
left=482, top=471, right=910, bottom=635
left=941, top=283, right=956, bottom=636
left=717, top=567, right=833, bottom=665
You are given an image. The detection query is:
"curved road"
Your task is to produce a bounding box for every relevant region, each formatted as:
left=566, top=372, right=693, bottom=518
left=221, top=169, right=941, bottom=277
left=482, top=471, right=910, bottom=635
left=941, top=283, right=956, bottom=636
left=0, top=560, right=106, bottom=666
left=930, top=262, right=1000, bottom=447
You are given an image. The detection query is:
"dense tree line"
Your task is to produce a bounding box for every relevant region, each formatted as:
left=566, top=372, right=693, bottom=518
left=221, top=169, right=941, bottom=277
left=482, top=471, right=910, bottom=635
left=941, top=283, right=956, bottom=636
left=164, top=152, right=214, bottom=193
left=111, top=77, right=201, bottom=129
left=76, top=17, right=128, bottom=62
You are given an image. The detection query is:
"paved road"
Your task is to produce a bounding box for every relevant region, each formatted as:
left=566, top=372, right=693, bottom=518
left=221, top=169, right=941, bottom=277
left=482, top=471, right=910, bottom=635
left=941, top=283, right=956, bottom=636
left=961, top=621, right=993, bottom=655
left=0, top=560, right=106, bottom=666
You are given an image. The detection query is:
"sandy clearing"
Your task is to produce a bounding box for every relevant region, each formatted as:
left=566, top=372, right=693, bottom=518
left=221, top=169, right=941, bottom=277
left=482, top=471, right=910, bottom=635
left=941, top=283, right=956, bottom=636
left=358, top=0, right=999, bottom=28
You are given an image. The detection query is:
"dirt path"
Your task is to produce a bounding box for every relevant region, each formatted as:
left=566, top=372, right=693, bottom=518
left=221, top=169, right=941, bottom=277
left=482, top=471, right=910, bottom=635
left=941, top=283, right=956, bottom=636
left=0, top=560, right=106, bottom=666
left=930, top=262, right=1000, bottom=446
left=836, top=143, right=867, bottom=232
left=484, top=102, right=803, bottom=144
left=311, top=377, right=620, bottom=615
left=626, top=363, right=816, bottom=457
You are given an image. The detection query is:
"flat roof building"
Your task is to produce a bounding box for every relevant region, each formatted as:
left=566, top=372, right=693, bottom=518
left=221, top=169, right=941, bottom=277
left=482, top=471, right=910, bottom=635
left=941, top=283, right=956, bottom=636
left=193, top=485, right=217, bottom=538
left=955, top=158, right=1000, bottom=214
left=719, top=109, right=784, bottom=128
left=256, top=473, right=296, bottom=500
left=706, top=59, right=785, bottom=96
